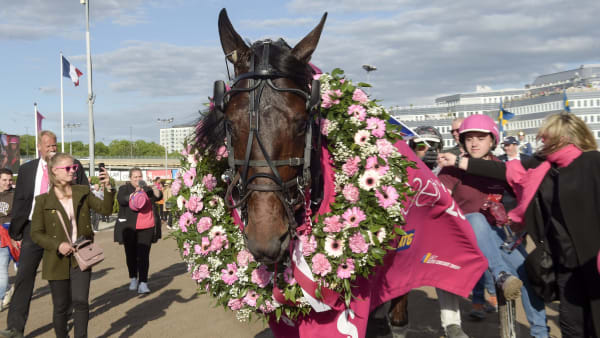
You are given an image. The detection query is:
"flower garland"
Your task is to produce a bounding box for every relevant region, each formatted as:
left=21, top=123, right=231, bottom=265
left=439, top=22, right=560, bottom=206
left=170, top=68, right=413, bottom=322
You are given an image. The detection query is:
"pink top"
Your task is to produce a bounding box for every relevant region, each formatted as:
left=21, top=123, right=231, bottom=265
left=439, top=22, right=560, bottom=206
left=59, top=198, right=77, bottom=241
left=129, top=191, right=154, bottom=230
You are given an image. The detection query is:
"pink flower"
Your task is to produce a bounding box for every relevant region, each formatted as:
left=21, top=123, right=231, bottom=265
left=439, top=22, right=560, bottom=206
left=320, top=118, right=331, bottom=136
left=349, top=232, right=369, bottom=253
left=366, top=117, right=386, bottom=138
left=376, top=139, right=395, bottom=158
left=342, top=207, right=366, bottom=228
left=321, top=90, right=341, bottom=109
left=216, top=145, right=228, bottom=160
left=243, top=290, right=259, bottom=307
left=183, top=167, right=196, bottom=187
left=221, top=263, right=238, bottom=285
left=171, top=179, right=182, bottom=196
left=366, top=156, right=389, bottom=176
left=325, top=236, right=345, bottom=257
left=323, top=215, right=344, bottom=233
left=181, top=144, right=192, bottom=156
left=210, top=235, right=228, bottom=252
left=186, top=195, right=204, bottom=213
left=259, top=300, right=277, bottom=314
left=197, top=237, right=211, bottom=255
left=311, top=253, right=332, bottom=277
left=202, top=174, right=217, bottom=191
left=348, top=104, right=366, bottom=121
left=196, top=217, right=212, bottom=233
left=375, top=185, right=400, bottom=208
left=192, top=264, right=210, bottom=282
left=342, top=156, right=361, bottom=177
left=337, top=258, right=355, bottom=279
left=237, top=250, right=255, bottom=267
left=178, top=212, right=196, bottom=232
left=313, top=73, right=322, bottom=80
left=352, top=89, right=369, bottom=104
left=251, top=265, right=272, bottom=288
left=283, top=266, right=296, bottom=285
left=300, top=235, right=317, bottom=256
left=228, top=298, right=243, bottom=310
left=182, top=242, right=190, bottom=256
left=342, top=184, right=360, bottom=204
left=358, top=169, right=381, bottom=191
left=354, top=130, right=371, bottom=146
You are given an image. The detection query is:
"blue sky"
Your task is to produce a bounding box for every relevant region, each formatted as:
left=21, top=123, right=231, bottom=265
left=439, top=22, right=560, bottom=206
left=2, top=0, right=599, bottom=144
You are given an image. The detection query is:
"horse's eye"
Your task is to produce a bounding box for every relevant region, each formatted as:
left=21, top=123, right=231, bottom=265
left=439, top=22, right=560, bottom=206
left=295, top=120, right=307, bottom=135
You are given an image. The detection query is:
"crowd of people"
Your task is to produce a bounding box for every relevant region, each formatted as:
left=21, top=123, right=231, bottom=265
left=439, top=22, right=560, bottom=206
left=0, top=111, right=598, bottom=337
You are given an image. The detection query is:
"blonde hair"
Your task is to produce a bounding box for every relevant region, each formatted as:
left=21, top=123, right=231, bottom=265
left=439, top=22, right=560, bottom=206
left=536, top=112, right=597, bottom=156
left=38, top=130, right=57, bottom=145
left=48, top=153, right=74, bottom=188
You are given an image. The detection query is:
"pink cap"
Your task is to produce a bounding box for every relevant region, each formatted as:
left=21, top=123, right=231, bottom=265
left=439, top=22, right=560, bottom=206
left=129, top=191, right=149, bottom=211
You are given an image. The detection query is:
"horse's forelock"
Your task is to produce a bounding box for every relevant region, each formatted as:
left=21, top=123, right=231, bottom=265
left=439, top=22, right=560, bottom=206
left=194, top=109, right=226, bottom=152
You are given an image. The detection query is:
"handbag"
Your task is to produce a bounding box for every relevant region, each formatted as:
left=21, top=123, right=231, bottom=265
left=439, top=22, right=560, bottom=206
left=56, top=211, right=104, bottom=271
left=523, top=174, right=559, bottom=302
left=480, top=194, right=509, bottom=227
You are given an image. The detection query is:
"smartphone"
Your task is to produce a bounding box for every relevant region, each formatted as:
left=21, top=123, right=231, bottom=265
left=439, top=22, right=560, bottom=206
left=98, top=162, right=105, bottom=173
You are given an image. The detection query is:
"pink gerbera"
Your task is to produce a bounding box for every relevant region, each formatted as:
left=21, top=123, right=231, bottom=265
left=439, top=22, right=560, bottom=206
left=186, top=195, right=204, bottom=213
left=376, top=139, right=395, bottom=158
left=324, top=236, right=345, bottom=258
left=375, top=185, right=400, bottom=208
left=311, top=253, right=332, bottom=277
left=182, top=242, right=190, bottom=256
left=197, top=237, right=211, bottom=255
left=210, top=235, right=228, bottom=252
left=337, top=258, right=355, bottom=279
left=196, top=216, right=212, bottom=233
left=178, top=212, right=196, bottom=232
left=365, top=156, right=389, bottom=176
left=192, top=264, right=210, bottom=282
left=342, top=207, right=367, bottom=228
left=358, top=169, right=381, bottom=191
left=323, top=215, right=344, bottom=233
left=221, top=263, right=238, bottom=285
left=183, top=167, right=196, bottom=187
left=243, top=290, right=259, bottom=307
left=354, top=130, right=371, bottom=146
left=348, top=104, right=366, bottom=121
left=251, top=265, right=272, bottom=288
left=202, top=174, right=217, bottom=191
left=366, top=117, right=386, bottom=138
left=349, top=232, right=369, bottom=254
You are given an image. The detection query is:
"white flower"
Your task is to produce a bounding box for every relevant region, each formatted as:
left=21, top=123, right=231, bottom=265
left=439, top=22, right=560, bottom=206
left=358, top=169, right=381, bottom=191
left=368, top=228, right=387, bottom=244
left=367, top=106, right=385, bottom=116
left=209, top=226, right=225, bottom=239
left=354, top=130, right=371, bottom=146
left=324, top=236, right=345, bottom=257
left=349, top=116, right=362, bottom=126
left=188, top=154, right=198, bottom=167
left=177, top=195, right=186, bottom=210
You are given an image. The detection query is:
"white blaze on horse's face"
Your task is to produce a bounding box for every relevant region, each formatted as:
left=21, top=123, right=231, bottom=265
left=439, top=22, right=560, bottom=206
left=218, top=8, right=327, bottom=263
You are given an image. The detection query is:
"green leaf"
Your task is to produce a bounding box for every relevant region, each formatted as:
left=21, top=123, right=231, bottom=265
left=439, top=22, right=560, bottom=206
left=331, top=68, right=344, bottom=77
left=356, top=82, right=371, bottom=87
left=276, top=307, right=282, bottom=322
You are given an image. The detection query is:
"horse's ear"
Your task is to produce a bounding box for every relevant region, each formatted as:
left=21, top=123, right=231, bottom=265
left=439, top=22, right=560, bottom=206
left=291, top=12, right=327, bottom=63
left=218, top=8, right=248, bottom=63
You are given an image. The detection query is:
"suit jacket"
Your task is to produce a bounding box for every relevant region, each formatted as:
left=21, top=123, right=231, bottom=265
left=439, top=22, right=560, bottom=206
left=114, top=183, right=163, bottom=244
left=10, top=158, right=88, bottom=241
left=31, top=185, right=114, bottom=280
left=497, top=153, right=532, bottom=163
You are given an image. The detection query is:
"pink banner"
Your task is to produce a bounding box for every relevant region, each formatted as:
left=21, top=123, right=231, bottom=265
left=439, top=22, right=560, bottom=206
left=269, top=141, right=487, bottom=337
left=146, top=170, right=172, bottom=180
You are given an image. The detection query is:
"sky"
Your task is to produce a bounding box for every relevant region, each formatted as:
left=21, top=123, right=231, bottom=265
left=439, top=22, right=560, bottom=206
left=1, top=0, right=599, bottom=145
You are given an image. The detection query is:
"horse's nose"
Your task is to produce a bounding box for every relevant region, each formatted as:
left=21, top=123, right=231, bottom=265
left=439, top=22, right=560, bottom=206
left=246, top=231, right=290, bottom=263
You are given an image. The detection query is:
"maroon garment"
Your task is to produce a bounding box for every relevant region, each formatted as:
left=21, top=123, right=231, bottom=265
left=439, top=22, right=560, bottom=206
left=438, top=162, right=508, bottom=214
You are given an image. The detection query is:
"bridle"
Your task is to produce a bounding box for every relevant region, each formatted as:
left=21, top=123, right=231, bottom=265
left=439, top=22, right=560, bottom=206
left=211, top=39, right=322, bottom=235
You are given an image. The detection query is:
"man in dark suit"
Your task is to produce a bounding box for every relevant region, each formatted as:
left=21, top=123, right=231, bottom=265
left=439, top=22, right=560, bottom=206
left=0, top=131, right=88, bottom=338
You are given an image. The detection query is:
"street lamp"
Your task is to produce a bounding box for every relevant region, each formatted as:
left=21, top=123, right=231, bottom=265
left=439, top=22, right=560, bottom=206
left=362, top=64, right=377, bottom=95
left=65, top=123, right=81, bottom=154
left=157, top=117, right=174, bottom=178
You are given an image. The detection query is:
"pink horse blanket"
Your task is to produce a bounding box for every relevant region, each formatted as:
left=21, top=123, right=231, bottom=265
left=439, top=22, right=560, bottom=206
left=268, top=140, right=487, bottom=337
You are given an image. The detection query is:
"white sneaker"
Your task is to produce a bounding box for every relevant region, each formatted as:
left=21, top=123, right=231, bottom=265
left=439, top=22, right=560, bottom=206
left=2, top=285, right=14, bottom=309
left=129, top=278, right=138, bottom=291
left=138, top=282, right=150, bottom=294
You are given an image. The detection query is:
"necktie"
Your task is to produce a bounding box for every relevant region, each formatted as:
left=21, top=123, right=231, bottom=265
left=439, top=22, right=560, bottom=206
left=40, top=163, right=49, bottom=194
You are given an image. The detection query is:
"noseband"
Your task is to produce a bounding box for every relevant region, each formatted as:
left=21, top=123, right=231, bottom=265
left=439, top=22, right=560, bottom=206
left=212, top=40, right=321, bottom=235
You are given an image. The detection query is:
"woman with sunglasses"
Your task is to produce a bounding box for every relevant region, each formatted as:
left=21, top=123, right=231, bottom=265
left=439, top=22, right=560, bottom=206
left=437, top=115, right=548, bottom=338
left=30, top=153, right=114, bottom=338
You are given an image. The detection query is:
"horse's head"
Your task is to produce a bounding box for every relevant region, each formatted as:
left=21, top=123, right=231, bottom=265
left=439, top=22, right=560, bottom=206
left=203, top=9, right=326, bottom=263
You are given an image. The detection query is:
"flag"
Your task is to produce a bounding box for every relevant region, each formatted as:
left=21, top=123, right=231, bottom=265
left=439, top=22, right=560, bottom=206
left=498, top=99, right=514, bottom=132
left=388, top=116, right=416, bottom=138
left=62, top=56, right=83, bottom=86
left=563, top=91, right=571, bottom=113
left=36, top=110, right=45, bottom=132
left=269, top=142, right=487, bottom=337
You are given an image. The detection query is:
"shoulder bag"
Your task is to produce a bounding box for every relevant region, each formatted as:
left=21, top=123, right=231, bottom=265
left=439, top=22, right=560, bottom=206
left=56, top=211, right=104, bottom=271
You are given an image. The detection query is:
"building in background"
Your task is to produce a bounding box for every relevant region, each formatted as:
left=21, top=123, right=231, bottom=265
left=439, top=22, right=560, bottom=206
left=392, top=64, right=600, bottom=150
left=159, top=123, right=195, bottom=153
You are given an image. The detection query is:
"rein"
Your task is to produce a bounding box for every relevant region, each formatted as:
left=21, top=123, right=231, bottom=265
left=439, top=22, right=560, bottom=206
left=212, top=39, right=322, bottom=237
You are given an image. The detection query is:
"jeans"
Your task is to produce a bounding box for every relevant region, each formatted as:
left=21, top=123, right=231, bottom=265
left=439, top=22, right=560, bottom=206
left=472, top=270, right=495, bottom=304
left=465, top=213, right=548, bottom=338
left=0, top=247, right=9, bottom=302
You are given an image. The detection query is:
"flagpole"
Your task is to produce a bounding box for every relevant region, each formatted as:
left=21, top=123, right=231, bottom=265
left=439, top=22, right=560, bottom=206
left=34, top=103, right=39, bottom=158
left=82, top=0, right=95, bottom=176
left=60, top=51, right=65, bottom=152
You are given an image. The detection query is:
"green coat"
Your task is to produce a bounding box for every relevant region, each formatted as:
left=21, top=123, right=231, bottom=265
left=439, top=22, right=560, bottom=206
left=31, top=184, right=115, bottom=280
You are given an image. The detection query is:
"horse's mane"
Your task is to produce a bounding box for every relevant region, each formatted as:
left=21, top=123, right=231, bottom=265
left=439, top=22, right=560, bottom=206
left=195, top=38, right=313, bottom=152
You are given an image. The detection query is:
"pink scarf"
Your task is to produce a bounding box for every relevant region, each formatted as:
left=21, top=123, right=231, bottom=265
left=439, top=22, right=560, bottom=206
left=506, top=144, right=582, bottom=224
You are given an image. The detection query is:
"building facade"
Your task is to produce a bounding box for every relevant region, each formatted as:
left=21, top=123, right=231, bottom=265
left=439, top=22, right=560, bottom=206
left=391, top=65, right=600, bottom=150
left=159, top=124, right=195, bottom=153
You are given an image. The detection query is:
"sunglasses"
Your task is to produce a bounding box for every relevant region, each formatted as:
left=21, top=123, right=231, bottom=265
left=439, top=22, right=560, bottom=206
left=451, top=128, right=460, bottom=134
left=415, top=143, right=428, bottom=151
left=55, top=164, right=79, bottom=173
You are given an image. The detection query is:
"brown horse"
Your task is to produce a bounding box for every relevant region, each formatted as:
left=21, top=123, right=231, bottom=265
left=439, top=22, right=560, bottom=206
left=197, top=9, right=326, bottom=264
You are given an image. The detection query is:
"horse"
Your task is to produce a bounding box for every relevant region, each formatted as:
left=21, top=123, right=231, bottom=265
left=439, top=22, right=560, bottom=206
left=197, top=9, right=326, bottom=264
